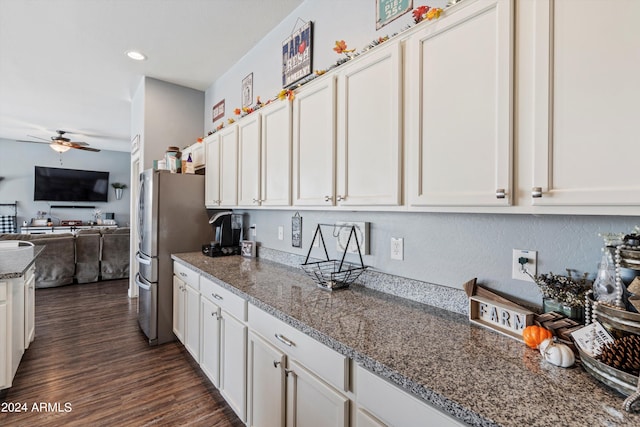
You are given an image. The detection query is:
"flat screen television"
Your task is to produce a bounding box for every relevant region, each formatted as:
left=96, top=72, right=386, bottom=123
left=34, top=166, right=110, bottom=202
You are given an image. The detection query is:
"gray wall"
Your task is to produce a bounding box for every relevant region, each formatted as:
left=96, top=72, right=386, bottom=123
left=133, top=76, right=204, bottom=170
left=0, top=138, right=131, bottom=228
left=238, top=209, right=638, bottom=306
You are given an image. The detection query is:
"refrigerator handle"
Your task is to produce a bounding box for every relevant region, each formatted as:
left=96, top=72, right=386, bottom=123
left=136, top=273, right=151, bottom=291
left=136, top=251, right=151, bottom=265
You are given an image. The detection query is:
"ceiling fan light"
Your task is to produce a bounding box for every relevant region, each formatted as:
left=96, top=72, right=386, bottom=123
left=126, top=50, right=147, bottom=61
left=50, top=143, right=71, bottom=153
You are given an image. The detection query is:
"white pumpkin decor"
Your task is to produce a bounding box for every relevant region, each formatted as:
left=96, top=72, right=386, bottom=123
left=539, top=338, right=575, bottom=368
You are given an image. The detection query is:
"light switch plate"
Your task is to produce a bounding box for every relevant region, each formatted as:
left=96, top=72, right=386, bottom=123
left=335, top=221, right=369, bottom=255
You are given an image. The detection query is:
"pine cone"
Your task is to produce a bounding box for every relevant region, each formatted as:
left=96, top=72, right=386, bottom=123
left=596, top=335, right=640, bottom=376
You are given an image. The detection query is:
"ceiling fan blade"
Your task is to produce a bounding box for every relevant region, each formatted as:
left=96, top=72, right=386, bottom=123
left=16, top=139, right=49, bottom=145
left=67, top=140, right=89, bottom=146
left=26, top=134, right=50, bottom=142
left=71, top=145, right=101, bottom=152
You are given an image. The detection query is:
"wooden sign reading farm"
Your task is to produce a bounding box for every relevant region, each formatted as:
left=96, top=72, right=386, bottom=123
left=469, top=295, right=534, bottom=342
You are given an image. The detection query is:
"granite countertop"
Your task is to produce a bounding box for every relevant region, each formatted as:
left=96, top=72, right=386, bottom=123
left=0, top=245, right=44, bottom=279
left=172, top=252, right=640, bottom=427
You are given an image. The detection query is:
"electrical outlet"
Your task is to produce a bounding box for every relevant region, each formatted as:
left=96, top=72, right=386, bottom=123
left=512, top=249, right=537, bottom=282
left=278, top=226, right=284, bottom=240
left=251, top=224, right=257, bottom=237
left=391, top=237, right=403, bottom=260
left=335, top=221, right=369, bottom=254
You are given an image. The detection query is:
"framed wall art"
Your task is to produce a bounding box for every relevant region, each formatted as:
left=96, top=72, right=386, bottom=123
left=212, top=99, right=225, bottom=122
left=376, top=0, right=413, bottom=29
left=282, top=20, right=313, bottom=88
left=242, top=73, right=253, bottom=108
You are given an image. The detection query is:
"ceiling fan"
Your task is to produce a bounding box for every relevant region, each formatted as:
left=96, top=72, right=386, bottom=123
left=19, top=130, right=101, bottom=153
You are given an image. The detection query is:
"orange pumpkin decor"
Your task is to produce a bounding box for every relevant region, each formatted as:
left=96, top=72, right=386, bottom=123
left=522, top=325, right=553, bottom=349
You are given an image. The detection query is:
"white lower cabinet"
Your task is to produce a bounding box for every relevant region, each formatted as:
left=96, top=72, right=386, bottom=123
left=184, top=284, right=200, bottom=362
left=247, top=330, right=286, bottom=427
left=220, top=309, right=247, bottom=422
left=24, top=266, right=35, bottom=348
left=172, top=276, right=185, bottom=343
left=1, top=268, right=34, bottom=390
left=247, top=304, right=349, bottom=427
left=356, top=365, right=464, bottom=427
left=172, top=273, right=200, bottom=363
left=200, top=295, right=221, bottom=387
left=286, top=359, right=349, bottom=427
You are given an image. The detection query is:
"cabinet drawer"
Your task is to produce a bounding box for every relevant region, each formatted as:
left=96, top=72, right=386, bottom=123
left=200, top=275, right=247, bottom=322
left=356, top=365, right=464, bottom=427
left=248, top=304, right=348, bottom=392
left=173, top=262, right=199, bottom=290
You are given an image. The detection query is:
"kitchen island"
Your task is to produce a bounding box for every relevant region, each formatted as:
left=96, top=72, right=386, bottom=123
left=1, top=244, right=42, bottom=390
left=172, top=252, right=639, bottom=426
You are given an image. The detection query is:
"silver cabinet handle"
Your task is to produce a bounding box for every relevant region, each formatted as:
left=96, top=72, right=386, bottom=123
left=324, top=195, right=332, bottom=202
left=252, top=198, right=262, bottom=204
left=532, top=187, right=543, bottom=198
left=273, top=360, right=281, bottom=368
left=212, top=293, right=223, bottom=300
left=495, top=188, right=506, bottom=199
left=336, top=195, right=345, bottom=202
left=179, top=272, right=187, bottom=277
left=275, top=333, right=295, bottom=347
left=211, top=311, right=219, bottom=319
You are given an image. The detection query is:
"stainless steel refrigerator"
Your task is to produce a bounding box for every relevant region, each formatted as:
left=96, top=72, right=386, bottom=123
left=136, top=169, right=211, bottom=345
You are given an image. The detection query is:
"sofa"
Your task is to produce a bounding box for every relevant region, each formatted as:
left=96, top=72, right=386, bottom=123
left=0, top=227, right=130, bottom=288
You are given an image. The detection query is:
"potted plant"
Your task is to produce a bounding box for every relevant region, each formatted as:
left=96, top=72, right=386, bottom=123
left=533, top=270, right=591, bottom=322
left=111, top=183, right=127, bottom=200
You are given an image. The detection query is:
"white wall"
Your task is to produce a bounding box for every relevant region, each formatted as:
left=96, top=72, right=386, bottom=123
left=0, top=138, right=131, bottom=228
left=204, top=0, right=640, bottom=306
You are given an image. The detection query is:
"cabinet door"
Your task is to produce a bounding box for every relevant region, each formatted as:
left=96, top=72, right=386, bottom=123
left=336, top=42, right=402, bottom=206
left=530, top=0, right=640, bottom=206
left=293, top=77, right=337, bottom=206
left=407, top=0, right=513, bottom=207
left=172, top=276, right=185, bottom=343
left=356, top=408, right=386, bottom=427
left=286, top=359, right=349, bottom=427
left=220, top=309, right=247, bottom=422
left=0, top=295, right=7, bottom=389
left=191, top=142, right=205, bottom=168
left=184, top=284, right=200, bottom=363
left=200, top=296, right=221, bottom=387
left=24, top=269, right=35, bottom=348
left=247, top=331, right=286, bottom=427
left=237, top=114, right=262, bottom=207
left=10, top=278, right=24, bottom=380
left=261, top=101, right=293, bottom=206
left=219, top=126, right=239, bottom=207
left=204, top=134, right=221, bottom=207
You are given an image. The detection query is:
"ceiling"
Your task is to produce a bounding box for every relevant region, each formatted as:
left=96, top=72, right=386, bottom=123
left=0, top=0, right=303, bottom=152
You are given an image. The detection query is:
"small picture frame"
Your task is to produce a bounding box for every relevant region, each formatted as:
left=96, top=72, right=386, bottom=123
left=241, top=240, right=256, bottom=258
left=242, top=73, right=253, bottom=108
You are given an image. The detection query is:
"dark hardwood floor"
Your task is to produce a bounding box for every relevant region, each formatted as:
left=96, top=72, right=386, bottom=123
left=0, top=279, right=244, bottom=427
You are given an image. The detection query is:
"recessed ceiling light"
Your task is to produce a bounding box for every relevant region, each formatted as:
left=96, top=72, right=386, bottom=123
left=126, top=50, right=147, bottom=61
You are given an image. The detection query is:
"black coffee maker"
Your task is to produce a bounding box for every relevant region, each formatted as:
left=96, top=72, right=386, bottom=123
left=202, top=212, right=243, bottom=257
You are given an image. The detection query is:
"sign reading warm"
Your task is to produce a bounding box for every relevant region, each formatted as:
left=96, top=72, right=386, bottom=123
left=469, top=295, right=534, bottom=341
left=282, top=21, right=313, bottom=88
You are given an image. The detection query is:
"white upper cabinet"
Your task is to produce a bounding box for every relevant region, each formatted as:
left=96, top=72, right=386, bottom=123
left=406, top=0, right=514, bottom=207
left=219, top=126, right=239, bottom=207
left=293, top=76, right=337, bottom=206
left=204, top=133, right=221, bottom=208
left=237, top=114, right=262, bottom=207
left=205, top=126, right=238, bottom=208
left=335, top=41, right=403, bottom=207
left=261, top=101, right=293, bottom=206
left=528, top=0, right=640, bottom=208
